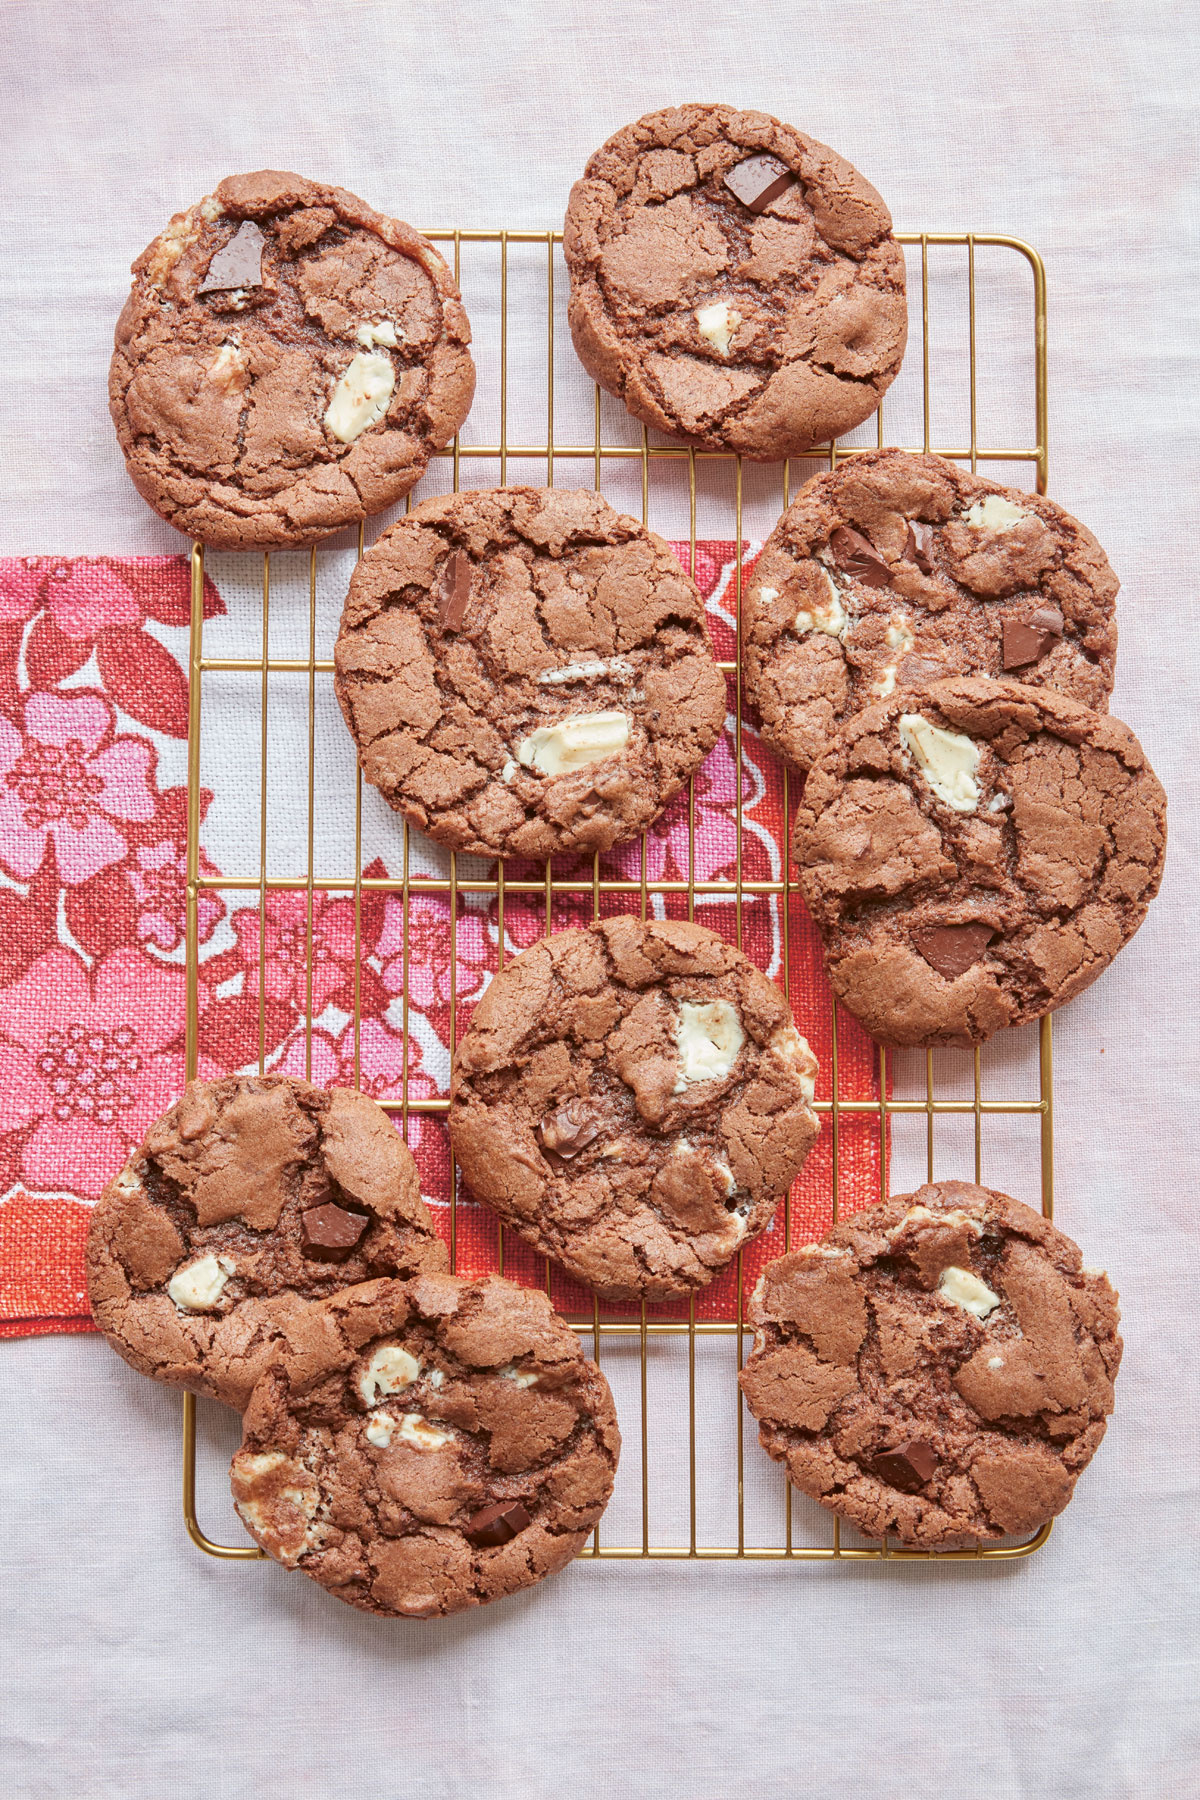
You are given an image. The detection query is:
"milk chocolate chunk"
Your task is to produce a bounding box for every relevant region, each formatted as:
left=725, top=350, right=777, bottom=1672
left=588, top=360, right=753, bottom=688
left=830, top=525, right=893, bottom=589
left=536, top=1100, right=606, bottom=1160
left=434, top=551, right=473, bottom=631
left=911, top=922, right=996, bottom=980
left=301, top=1200, right=371, bottom=1261
left=197, top=220, right=266, bottom=294
left=1001, top=605, right=1063, bottom=671
left=905, top=520, right=935, bottom=575
left=722, top=153, right=794, bottom=213
left=465, top=1500, right=533, bottom=1547
left=871, top=1439, right=938, bottom=1493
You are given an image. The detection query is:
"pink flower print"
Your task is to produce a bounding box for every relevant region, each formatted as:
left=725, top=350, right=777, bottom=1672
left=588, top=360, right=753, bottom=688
left=0, top=946, right=193, bottom=1198
left=42, top=560, right=143, bottom=640
left=0, top=692, right=157, bottom=886
left=128, top=840, right=224, bottom=953
left=274, top=1027, right=343, bottom=1089
left=609, top=730, right=740, bottom=887
left=377, top=895, right=490, bottom=1011
left=230, top=892, right=359, bottom=1015
left=274, top=1020, right=439, bottom=1149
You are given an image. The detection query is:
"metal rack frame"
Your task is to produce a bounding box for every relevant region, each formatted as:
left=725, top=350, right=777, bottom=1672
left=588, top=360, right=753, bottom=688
left=181, top=229, right=1052, bottom=1562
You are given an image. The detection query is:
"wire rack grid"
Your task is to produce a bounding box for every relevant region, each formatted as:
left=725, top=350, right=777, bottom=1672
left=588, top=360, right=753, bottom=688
left=180, top=227, right=1053, bottom=1564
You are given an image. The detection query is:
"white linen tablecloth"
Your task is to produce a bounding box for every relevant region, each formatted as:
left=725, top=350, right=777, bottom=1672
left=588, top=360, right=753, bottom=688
left=1, top=3, right=1198, bottom=1795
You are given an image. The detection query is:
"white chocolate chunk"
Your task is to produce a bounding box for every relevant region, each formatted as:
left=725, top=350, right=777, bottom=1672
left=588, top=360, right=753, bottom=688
left=717, top=1208, right=752, bottom=1251
left=358, top=1344, right=421, bottom=1406
left=964, top=494, right=1029, bottom=532
left=899, top=713, right=981, bottom=813
left=168, top=1253, right=235, bottom=1312
left=898, top=1204, right=983, bottom=1235
left=673, top=999, right=745, bottom=1090
left=794, top=570, right=848, bottom=639
left=147, top=212, right=203, bottom=286
left=987, top=792, right=1010, bottom=814
left=873, top=665, right=898, bottom=699
left=207, top=341, right=248, bottom=394
left=199, top=195, right=224, bottom=222
left=758, top=586, right=779, bottom=604
left=516, top=710, right=631, bottom=776
left=355, top=318, right=401, bottom=347
left=323, top=351, right=395, bottom=443
left=886, top=616, right=915, bottom=652
left=500, top=1364, right=539, bottom=1389
left=766, top=1023, right=817, bottom=1100
left=713, top=1155, right=738, bottom=1198
left=500, top=758, right=518, bottom=783
left=238, top=1452, right=288, bottom=1481
left=986, top=1355, right=1005, bottom=1371
left=365, top=1411, right=395, bottom=1448
left=395, top=1413, right=451, bottom=1451
left=537, top=657, right=634, bottom=685
left=427, top=1369, right=445, bottom=1388
left=695, top=300, right=742, bottom=357
left=939, top=1265, right=1001, bottom=1319
left=231, top=1451, right=320, bottom=1563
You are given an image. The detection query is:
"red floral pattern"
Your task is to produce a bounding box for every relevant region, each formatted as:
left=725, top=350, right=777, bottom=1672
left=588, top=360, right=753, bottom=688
left=0, top=547, right=882, bottom=1338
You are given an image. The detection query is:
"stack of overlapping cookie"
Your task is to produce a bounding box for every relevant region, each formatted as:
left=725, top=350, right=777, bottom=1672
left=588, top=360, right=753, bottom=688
left=93, top=103, right=1162, bottom=1594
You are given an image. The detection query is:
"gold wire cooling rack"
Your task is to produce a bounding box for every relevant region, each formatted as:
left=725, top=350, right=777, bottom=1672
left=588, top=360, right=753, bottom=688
left=180, top=229, right=1052, bottom=1563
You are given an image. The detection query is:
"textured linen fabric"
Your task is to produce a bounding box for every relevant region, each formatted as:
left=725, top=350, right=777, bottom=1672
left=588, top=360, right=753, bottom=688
left=1, top=3, right=1199, bottom=1798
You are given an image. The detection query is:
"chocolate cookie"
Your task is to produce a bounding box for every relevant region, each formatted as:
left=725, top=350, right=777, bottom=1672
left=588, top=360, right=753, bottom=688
left=792, top=677, right=1166, bottom=1046
left=87, top=1076, right=447, bottom=1409
left=743, top=451, right=1119, bottom=770
left=230, top=1273, right=620, bottom=1617
left=739, top=1182, right=1122, bottom=1548
left=564, top=105, right=906, bottom=456
left=109, top=170, right=475, bottom=549
left=449, top=918, right=820, bottom=1303
left=333, top=486, right=727, bottom=857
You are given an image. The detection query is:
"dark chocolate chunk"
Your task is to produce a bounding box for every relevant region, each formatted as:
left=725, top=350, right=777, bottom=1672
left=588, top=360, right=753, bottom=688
left=830, top=525, right=893, bottom=589
left=1029, top=604, right=1064, bottom=635
left=911, top=922, right=996, bottom=980
left=871, top=1439, right=938, bottom=1494
left=1002, top=604, right=1064, bottom=670
left=536, top=1099, right=605, bottom=1160
left=905, top=521, right=935, bottom=575
left=434, top=551, right=473, bottom=631
left=723, top=154, right=794, bottom=214
left=301, top=1201, right=370, bottom=1261
left=465, top=1500, right=533, bottom=1547
left=197, top=221, right=266, bottom=295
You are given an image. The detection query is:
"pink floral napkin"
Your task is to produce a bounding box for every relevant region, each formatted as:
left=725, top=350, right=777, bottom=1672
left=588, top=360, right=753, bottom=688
left=0, top=544, right=883, bottom=1336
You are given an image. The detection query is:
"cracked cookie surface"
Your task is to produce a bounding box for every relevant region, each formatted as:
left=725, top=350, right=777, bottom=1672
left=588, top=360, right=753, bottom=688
left=333, top=486, right=727, bottom=857
left=792, top=677, right=1166, bottom=1046
left=449, top=918, right=820, bottom=1303
left=87, top=1075, right=447, bottom=1409
left=564, top=104, right=906, bottom=457
left=109, top=170, right=475, bottom=548
left=739, top=1181, right=1122, bottom=1547
left=743, top=450, right=1119, bottom=771
left=230, top=1273, right=620, bottom=1617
